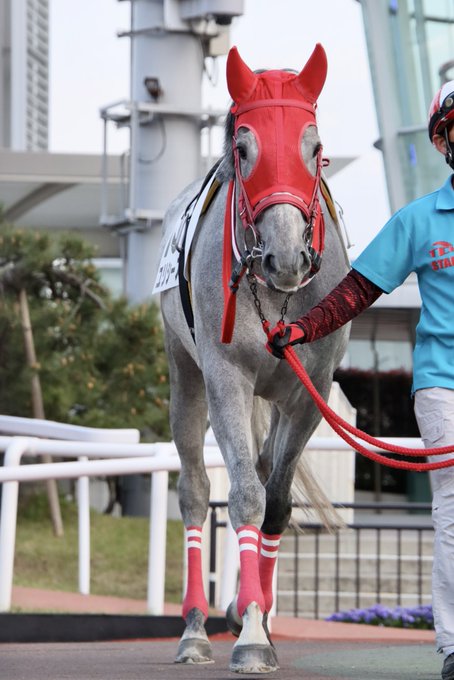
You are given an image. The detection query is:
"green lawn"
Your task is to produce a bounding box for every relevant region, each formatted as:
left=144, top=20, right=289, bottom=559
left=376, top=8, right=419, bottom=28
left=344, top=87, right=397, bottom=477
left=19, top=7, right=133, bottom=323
left=14, top=490, right=184, bottom=604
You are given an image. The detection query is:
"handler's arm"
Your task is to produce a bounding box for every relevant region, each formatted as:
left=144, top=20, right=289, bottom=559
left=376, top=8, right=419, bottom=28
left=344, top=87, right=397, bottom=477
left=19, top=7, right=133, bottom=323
left=267, top=269, right=383, bottom=358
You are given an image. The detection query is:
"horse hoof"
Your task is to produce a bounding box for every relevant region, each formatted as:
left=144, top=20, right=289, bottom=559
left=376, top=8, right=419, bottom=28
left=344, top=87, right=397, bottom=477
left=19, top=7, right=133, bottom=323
left=226, top=599, right=243, bottom=637
left=175, top=637, right=214, bottom=664
left=230, top=644, right=279, bottom=674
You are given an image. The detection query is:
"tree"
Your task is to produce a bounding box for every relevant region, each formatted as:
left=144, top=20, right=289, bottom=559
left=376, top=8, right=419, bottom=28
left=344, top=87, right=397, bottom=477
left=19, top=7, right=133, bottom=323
left=48, top=297, right=170, bottom=440
left=0, top=219, right=170, bottom=521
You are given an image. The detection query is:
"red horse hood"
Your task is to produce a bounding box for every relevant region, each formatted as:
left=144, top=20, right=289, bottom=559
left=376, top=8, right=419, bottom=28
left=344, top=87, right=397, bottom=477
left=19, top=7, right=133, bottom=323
left=226, top=44, right=327, bottom=218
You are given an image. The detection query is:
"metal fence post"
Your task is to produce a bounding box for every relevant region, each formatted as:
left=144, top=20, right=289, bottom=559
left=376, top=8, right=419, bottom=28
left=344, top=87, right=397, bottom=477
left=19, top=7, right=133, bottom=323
left=209, top=506, right=217, bottom=607
left=147, top=469, right=169, bottom=615
left=0, top=437, right=30, bottom=611
left=77, top=457, right=90, bottom=596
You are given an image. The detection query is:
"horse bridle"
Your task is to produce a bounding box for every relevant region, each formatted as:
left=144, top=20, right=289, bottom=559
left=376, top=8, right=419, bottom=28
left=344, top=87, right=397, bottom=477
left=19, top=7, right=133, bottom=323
left=231, top=107, right=326, bottom=287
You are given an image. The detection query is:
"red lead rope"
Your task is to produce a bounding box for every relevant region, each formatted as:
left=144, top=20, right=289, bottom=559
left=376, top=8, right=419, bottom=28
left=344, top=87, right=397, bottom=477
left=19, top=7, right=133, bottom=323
left=262, top=322, right=454, bottom=471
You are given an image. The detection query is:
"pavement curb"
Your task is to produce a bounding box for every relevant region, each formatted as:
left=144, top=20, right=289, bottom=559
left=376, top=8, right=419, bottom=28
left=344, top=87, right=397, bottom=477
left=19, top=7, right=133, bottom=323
left=0, top=612, right=229, bottom=643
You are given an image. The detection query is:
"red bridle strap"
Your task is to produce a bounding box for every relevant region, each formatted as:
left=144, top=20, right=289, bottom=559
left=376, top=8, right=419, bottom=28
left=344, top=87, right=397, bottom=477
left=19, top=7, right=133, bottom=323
left=221, top=180, right=246, bottom=344
left=232, top=99, right=316, bottom=116
left=233, top=143, right=326, bottom=280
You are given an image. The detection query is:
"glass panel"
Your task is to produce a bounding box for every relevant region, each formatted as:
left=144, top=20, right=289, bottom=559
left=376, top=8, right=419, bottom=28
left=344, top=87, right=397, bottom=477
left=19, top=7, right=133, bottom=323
left=342, top=339, right=413, bottom=371
left=397, top=128, right=449, bottom=201
left=425, top=16, right=454, bottom=86
left=423, top=0, right=454, bottom=22
left=388, top=0, right=454, bottom=203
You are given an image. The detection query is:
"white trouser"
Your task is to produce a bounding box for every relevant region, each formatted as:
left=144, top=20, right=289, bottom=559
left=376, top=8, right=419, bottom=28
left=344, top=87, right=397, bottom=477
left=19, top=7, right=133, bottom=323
left=414, top=387, right=454, bottom=657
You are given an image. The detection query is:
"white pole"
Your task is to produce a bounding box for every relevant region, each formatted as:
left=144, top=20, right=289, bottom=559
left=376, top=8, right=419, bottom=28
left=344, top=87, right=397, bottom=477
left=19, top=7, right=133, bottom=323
left=0, top=439, right=167, bottom=458
left=267, top=556, right=278, bottom=632
left=77, top=457, right=90, bottom=596
left=0, top=438, right=31, bottom=611
left=0, top=452, right=225, bottom=483
left=147, top=470, right=169, bottom=614
left=0, top=436, right=425, bottom=459
left=220, top=517, right=239, bottom=611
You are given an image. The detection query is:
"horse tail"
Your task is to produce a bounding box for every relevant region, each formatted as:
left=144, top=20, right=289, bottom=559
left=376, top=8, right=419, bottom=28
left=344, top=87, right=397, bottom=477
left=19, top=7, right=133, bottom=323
left=291, top=458, right=346, bottom=532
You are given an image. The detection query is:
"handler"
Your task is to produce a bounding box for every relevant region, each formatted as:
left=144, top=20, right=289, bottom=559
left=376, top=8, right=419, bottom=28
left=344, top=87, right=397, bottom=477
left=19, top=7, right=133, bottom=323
left=267, top=80, right=454, bottom=680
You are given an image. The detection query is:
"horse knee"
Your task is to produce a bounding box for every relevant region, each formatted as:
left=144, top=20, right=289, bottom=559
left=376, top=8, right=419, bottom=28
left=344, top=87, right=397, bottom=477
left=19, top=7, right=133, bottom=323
left=229, top=479, right=266, bottom=528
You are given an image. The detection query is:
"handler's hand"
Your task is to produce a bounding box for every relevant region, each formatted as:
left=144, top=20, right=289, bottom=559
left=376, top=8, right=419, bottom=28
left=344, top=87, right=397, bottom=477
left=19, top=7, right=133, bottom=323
left=266, top=322, right=306, bottom=359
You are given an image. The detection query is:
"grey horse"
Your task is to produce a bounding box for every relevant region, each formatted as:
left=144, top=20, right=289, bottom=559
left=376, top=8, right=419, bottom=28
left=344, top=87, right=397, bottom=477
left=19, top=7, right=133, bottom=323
left=158, top=44, right=350, bottom=674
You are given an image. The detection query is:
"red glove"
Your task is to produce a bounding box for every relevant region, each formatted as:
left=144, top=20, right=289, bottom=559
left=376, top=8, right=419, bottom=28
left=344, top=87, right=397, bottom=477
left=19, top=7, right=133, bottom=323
left=266, top=321, right=306, bottom=359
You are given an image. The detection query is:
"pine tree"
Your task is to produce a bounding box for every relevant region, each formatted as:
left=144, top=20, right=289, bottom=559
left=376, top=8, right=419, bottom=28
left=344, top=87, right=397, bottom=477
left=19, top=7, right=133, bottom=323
left=0, top=219, right=170, bottom=520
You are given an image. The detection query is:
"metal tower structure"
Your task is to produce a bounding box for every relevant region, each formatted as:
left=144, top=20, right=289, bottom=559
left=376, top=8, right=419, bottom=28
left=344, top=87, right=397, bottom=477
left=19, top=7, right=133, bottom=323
left=99, top=0, right=243, bottom=515
left=100, top=0, right=244, bottom=305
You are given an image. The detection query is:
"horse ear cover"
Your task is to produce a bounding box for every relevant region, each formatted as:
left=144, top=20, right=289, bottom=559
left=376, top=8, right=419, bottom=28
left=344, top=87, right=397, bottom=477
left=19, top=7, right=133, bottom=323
left=226, top=43, right=328, bottom=105
left=226, top=47, right=258, bottom=103
left=294, top=43, right=327, bottom=104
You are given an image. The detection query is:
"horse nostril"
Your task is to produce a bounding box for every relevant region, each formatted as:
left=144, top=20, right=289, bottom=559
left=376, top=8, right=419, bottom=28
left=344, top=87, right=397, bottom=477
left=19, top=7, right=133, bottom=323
left=300, top=251, right=310, bottom=269
left=263, top=253, right=277, bottom=274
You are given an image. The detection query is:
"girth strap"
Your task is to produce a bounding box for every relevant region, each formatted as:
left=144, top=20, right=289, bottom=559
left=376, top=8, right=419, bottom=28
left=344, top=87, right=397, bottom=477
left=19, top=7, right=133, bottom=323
left=178, top=227, right=196, bottom=343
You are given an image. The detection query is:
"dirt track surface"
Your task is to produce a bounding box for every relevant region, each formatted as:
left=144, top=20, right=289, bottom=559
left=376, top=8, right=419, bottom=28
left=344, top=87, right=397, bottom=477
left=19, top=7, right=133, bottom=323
left=0, top=638, right=441, bottom=680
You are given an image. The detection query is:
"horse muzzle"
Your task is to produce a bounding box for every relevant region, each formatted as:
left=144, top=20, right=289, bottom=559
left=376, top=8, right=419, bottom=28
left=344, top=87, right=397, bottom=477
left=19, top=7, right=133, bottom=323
left=261, top=247, right=312, bottom=293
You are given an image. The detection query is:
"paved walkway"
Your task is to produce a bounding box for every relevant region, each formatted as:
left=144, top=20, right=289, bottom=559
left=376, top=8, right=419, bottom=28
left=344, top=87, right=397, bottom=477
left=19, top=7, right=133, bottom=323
left=4, top=587, right=442, bottom=680
left=12, top=585, right=181, bottom=616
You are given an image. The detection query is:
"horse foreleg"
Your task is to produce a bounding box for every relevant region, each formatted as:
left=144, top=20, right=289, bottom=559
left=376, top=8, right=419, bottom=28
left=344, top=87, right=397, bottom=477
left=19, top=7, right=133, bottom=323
left=259, top=532, right=281, bottom=638
left=227, top=530, right=281, bottom=644
left=236, top=526, right=265, bottom=615
left=227, top=526, right=279, bottom=673
left=165, top=346, right=212, bottom=664
left=175, top=526, right=213, bottom=664
left=182, top=526, right=208, bottom=619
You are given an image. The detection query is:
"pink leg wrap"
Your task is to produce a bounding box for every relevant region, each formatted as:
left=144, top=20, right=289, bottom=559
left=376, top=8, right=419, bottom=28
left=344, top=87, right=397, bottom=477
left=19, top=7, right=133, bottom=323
left=259, top=532, right=281, bottom=613
left=236, top=525, right=265, bottom=616
left=182, top=526, right=208, bottom=620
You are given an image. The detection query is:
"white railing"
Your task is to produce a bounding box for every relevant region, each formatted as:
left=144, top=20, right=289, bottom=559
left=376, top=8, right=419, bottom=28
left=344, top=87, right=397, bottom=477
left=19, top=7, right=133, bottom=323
left=0, top=433, right=224, bottom=614
left=0, top=419, right=425, bottom=616
left=0, top=414, right=139, bottom=612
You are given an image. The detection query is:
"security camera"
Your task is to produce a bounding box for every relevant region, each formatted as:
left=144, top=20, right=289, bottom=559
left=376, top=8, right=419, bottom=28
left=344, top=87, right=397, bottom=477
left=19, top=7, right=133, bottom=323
left=178, top=0, right=244, bottom=25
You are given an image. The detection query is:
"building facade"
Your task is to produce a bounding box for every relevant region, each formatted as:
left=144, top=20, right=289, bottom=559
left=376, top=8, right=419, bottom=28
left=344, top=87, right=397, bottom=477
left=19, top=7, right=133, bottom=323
left=0, top=0, right=49, bottom=150
left=359, top=0, right=454, bottom=212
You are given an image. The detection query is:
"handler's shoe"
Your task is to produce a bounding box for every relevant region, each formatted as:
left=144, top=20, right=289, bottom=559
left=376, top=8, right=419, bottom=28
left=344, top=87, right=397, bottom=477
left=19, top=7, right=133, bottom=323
left=442, top=653, right=454, bottom=680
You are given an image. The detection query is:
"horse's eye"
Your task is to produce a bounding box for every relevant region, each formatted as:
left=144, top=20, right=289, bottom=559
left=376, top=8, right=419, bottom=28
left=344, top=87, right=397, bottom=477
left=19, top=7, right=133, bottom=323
left=236, top=145, right=247, bottom=161
left=312, top=143, right=322, bottom=158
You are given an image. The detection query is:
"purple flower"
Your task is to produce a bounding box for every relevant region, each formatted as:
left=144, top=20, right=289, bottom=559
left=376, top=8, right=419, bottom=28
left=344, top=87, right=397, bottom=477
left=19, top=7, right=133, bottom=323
left=325, top=604, right=434, bottom=630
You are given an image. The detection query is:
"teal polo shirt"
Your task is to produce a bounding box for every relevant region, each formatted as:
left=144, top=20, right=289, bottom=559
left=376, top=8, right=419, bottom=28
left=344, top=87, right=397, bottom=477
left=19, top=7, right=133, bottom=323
left=352, top=174, right=454, bottom=392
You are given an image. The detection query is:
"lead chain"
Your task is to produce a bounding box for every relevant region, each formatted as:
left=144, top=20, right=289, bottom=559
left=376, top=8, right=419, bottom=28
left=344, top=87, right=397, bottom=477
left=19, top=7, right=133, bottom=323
left=247, top=270, right=292, bottom=327
left=247, top=272, right=267, bottom=325
left=280, top=293, right=291, bottom=323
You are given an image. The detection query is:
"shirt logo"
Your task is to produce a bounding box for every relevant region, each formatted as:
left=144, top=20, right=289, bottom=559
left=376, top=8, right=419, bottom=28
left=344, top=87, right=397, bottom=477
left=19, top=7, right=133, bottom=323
left=429, top=241, right=454, bottom=271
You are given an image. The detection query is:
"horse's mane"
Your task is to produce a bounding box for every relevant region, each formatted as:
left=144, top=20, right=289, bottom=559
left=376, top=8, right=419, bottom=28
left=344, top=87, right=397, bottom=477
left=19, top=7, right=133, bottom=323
left=216, top=108, right=235, bottom=184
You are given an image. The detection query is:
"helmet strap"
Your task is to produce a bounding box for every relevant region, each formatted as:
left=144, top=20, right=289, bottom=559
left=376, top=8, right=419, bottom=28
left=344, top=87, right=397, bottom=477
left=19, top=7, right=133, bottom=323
left=444, top=127, right=454, bottom=170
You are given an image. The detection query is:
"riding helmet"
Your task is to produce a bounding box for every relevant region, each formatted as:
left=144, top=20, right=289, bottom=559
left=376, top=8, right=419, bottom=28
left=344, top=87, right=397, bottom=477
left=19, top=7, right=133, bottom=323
left=428, top=80, right=454, bottom=142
